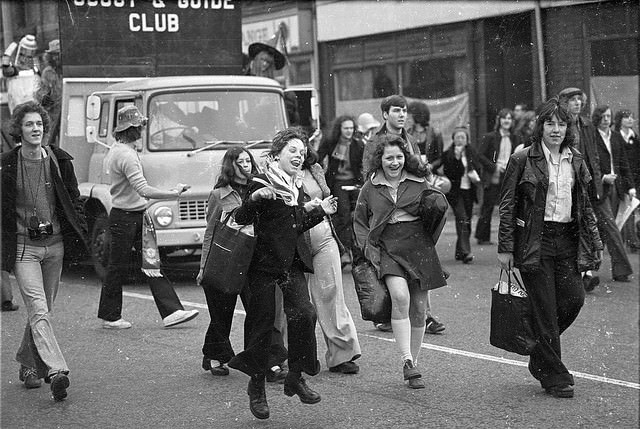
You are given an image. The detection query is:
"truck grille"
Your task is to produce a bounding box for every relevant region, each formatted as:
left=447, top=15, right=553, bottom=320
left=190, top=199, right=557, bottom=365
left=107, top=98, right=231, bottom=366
left=179, top=200, right=207, bottom=221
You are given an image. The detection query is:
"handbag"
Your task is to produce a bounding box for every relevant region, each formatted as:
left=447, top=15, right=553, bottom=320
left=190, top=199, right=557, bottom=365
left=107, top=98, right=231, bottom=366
left=489, top=269, right=538, bottom=355
left=200, top=210, right=256, bottom=295
left=351, top=260, right=391, bottom=323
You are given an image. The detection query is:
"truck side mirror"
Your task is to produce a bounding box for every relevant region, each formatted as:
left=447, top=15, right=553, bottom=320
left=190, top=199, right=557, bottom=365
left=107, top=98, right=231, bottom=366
left=86, top=95, right=101, bottom=120
left=86, top=125, right=97, bottom=143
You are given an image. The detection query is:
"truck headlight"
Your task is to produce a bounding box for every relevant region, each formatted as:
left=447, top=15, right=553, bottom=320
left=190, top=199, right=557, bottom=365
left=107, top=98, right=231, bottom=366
left=154, top=206, right=173, bottom=227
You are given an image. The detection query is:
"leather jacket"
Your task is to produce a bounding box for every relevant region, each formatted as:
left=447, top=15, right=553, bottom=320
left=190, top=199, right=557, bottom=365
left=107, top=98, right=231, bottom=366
left=498, top=140, right=602, bottom=273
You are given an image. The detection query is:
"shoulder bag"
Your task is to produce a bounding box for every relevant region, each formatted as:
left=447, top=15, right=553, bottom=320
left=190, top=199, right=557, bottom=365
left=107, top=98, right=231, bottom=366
left=489, top=269, right=538, bottom=355
left=200, top=210, right=256, bottom=295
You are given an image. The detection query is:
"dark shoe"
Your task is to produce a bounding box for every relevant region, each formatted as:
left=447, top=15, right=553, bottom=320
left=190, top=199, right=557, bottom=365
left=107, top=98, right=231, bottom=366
left=329, top=361, right=359, bottom=374
left=266, top=366, right=288, bottom=383
left=402, top=359, right=422, bottom=381
left=19, top=366, right=42, bottom=389
left=374, top=322, right=393, bottom=332
left=1, top=301, right=19, bottom=311
left=202, top=357, right=229, bottom=376
left=455, top=254, right=463, bottom=261
left=477, top=240, right=495, bottom=245
left=247, top=376, right=269, bottom=419
left=284, top=374, right=321, bottom=404
left=613, top=275, right=631, bottom=283
left=545, top=384, right=574, bottom=398
left=408, top=377, right=426, bottom=389
left=462, top=254, right=474, bottom=264
left=583, top=274, right=600, bottom=292
left=425, top=317, right=445, bottom=334
left=50, top=372, right=69, bottom=401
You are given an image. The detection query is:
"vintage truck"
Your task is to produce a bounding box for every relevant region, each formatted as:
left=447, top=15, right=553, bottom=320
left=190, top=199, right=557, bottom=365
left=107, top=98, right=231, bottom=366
left=60, top=75, right=288, bottom=277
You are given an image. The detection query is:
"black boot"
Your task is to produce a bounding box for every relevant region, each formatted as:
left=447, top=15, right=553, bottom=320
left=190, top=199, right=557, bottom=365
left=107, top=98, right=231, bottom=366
left=247, top=375, right=269, bottom=419
left=284, top=371, right=321, bottom=404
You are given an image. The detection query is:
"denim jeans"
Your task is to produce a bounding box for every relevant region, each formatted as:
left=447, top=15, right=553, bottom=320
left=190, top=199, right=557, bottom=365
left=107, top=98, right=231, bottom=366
left=13, top=241, right=69, bottom=378
left=98, top=208, right=183, bottom=321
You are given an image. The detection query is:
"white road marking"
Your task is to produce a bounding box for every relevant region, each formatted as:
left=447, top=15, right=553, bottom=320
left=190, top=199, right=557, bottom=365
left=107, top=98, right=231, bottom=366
left=123, top=291, right=640, bottom=390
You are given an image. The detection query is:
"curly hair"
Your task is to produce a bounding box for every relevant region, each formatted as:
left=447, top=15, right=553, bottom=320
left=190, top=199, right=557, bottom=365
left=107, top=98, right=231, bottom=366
left=324, top=115, right=356, bottom=147
left=407, top=101, right=431, bottom=127
left=269, top=127, right=309, bottom=157
left=531, top=97, right=575, bottom=150
left=9, top=101, right=50, bottom=144
left=365, top=133, right=429, bottom=178
left=214, top=147, right=259, bottom=189
left=114, top=126, right=142, bottom=144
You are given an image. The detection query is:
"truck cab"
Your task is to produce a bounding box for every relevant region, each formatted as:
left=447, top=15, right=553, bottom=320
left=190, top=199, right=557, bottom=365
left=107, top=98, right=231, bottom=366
left=61, top=75, right=288, bottom=277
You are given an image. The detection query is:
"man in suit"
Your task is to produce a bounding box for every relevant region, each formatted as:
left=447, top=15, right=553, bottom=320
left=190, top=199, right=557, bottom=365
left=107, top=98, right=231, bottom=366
left=591, top=105, right=634, bottom=282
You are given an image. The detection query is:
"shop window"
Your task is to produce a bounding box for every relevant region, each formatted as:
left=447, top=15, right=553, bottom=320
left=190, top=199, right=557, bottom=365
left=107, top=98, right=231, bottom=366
left=336, top=68, right=372, bottom=101
left=404, top=57, right=457, bottom=100
left=591, top=38, right=638, bottom=76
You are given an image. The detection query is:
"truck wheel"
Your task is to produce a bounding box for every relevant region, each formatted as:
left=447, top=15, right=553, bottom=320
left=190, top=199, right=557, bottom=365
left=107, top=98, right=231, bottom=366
left=91, top=212, right=110, bottom=280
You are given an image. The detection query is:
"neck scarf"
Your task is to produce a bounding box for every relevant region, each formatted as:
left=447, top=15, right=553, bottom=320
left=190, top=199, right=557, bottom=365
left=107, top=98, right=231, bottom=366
left=253, top=156, right=299, bottom=206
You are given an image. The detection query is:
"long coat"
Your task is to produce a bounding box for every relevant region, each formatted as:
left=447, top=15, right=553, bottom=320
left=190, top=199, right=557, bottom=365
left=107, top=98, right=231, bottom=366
left=593, top=129, right=634, bottom=200
left=498, top=140, right=603, bottom=273
left=1, top=146, right=89, bottom=271
left=234, top=173, right=326, bottom=275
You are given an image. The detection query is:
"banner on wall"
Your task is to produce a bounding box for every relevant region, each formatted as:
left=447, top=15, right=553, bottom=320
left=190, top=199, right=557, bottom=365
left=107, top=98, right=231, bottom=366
left=336, top=92, right=469, bottom=150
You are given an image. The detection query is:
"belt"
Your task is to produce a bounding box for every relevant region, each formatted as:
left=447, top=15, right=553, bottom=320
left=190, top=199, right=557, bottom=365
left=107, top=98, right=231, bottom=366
left=543, top=221, right=576, bottom=234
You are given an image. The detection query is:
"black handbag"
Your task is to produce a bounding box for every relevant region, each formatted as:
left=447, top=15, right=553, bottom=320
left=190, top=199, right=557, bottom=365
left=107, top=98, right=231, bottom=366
left=489, top=269, right=538, bottom=355
left=351, top=260, right=391, bottom=323
left=200, top=210, right=256, bottom=295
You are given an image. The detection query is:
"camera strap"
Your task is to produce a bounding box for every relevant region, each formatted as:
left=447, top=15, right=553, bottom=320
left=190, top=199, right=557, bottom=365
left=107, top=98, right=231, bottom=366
left=19, top=150, right=43, bottom=220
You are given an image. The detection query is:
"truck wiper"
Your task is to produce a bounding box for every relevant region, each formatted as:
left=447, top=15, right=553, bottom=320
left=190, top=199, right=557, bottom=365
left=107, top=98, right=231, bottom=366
left=245, top=140, right=271, bottom=149
left=187, top=140, right=245, bottom=157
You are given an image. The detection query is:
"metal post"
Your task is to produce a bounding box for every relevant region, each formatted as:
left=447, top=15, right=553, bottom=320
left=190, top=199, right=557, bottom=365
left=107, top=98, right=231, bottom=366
left=534, top=1, right=547, bottom=101
left=2, top=1, right=15, bottom=48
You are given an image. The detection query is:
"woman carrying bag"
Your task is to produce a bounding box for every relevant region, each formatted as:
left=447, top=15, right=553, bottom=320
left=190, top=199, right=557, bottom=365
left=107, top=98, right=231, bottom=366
left=353, top=134, right=448, bottom=389
left=498, top=97, right=602, bottom=398
left=197, top=147, right=288, bottom=381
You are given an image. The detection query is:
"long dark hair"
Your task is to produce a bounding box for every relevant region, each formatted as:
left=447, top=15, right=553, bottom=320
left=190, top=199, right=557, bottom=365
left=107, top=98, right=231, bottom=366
left=9, top=101, right=50, bottom=143
left=613, top=109, right=634, bottom=132
left=214, top=147, right=259, bottom=189
left=323, top=115, right=356, bottom=147
left=531, top=97, right=575, bottom=150
left=365, top=134, right=428, bottom=178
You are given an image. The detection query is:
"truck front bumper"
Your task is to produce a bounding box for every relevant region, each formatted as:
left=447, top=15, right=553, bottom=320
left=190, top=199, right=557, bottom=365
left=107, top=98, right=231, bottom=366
left=156, top=228, right=206, bottom=248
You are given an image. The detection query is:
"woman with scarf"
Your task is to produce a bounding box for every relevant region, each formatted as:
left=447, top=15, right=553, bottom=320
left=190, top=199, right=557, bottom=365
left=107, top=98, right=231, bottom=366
left=298, top=146, right=362, bottom=375
left=197, top=147, right=288, bottom=381
left=227, top=128, right=337, bottom=420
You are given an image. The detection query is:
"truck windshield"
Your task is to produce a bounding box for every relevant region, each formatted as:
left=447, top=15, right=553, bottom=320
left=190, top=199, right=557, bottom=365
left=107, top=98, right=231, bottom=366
left=147, top=90, right=286, bottom=151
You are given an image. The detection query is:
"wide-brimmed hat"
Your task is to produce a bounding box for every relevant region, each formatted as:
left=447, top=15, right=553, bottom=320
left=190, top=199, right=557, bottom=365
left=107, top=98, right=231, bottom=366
left=248, top=35, right=286, bottom=71
left=357, top=113, right=381, bottom=133
left=114, top=105, right=147, bottom=132
left=45, top=39, right=60, bottom=53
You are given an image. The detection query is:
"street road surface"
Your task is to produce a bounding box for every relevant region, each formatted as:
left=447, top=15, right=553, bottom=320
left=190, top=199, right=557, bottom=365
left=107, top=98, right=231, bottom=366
left=2, top=218, right=639, bottom=428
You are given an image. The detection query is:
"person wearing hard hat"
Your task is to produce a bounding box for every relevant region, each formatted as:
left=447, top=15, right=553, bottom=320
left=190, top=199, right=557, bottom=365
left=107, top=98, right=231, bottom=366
left=2, top=34, right=41, bottom=114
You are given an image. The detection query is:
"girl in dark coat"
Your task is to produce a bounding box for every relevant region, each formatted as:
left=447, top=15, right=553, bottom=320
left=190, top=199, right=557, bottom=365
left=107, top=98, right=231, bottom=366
left=227, top=128, right=337, bottom=420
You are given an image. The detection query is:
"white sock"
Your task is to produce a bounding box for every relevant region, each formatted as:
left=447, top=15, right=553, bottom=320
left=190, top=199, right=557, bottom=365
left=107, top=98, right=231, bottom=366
left=411, top=326, right=426, bottom=364
left=391, top=318, right=412, bottom=362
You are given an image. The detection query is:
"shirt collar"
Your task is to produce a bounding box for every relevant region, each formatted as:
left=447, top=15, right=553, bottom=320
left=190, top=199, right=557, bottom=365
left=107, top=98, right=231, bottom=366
left=598, top=127, right=611, bottom=139
left=541, top=143, right=572, bottom=163
left=371, top=169, right=424, bottom=187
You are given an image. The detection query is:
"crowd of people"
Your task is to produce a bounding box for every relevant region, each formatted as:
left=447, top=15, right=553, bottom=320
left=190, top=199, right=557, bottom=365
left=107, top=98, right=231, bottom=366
left=1, top=85, right=638, bottom=413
